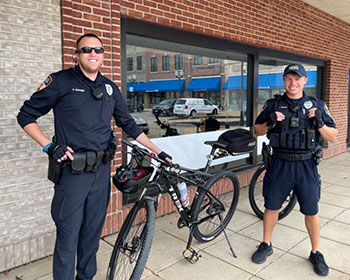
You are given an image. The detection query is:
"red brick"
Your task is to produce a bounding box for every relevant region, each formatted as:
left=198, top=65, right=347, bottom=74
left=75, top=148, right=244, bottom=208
left=93, top=7, right=110, bottom=16
left=82, top=0, right=101, bottom=8
left=83, top=14, right=101, bottom=22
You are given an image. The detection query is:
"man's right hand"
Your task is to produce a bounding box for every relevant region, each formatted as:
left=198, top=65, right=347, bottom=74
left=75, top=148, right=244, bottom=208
left=46, top=143, right=74, bottom=162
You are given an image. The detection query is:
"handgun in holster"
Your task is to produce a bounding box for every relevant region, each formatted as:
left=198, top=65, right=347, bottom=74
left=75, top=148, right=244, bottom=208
left=47, top=135, right=63, bottom=184
left=313, top=146, right=323, bottom=165
left=262, top=142, right=272, bottom=170
left=102, top=131, right=118, bottom=164
left=48, top=158, right=64, bottom=184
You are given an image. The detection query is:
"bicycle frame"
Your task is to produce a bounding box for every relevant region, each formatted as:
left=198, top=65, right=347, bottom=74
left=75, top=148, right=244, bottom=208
left=122, top=139, right=237, bottom=262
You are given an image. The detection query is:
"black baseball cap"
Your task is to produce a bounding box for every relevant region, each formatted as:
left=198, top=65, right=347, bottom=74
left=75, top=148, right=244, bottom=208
left=283, top=64, right=307, bottom=77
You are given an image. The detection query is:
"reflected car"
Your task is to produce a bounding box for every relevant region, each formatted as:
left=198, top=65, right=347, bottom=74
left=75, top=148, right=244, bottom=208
left=152, top=99, right=177, bottom=116
left=173, top=98, right=219, bottom=117
left=133, top=117, right=149, bottom=135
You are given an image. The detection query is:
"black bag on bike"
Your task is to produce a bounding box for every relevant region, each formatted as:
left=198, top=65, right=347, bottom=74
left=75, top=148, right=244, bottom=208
left=218, top=129, right=256, bottom=154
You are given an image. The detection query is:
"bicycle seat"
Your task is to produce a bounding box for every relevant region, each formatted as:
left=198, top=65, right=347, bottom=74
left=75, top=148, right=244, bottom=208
left=204, top=140, right=227, bottom=150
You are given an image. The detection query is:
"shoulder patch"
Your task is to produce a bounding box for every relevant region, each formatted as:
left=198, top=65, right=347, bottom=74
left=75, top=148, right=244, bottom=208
left=323, top=104, right=331, bottom=116
left=36, top=76, right=52, bottom=91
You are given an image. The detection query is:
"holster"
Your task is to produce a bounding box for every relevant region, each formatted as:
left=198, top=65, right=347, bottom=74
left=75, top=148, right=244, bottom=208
left=48, top=158, right=63, bottom=184
left=262, top=142, right=272, bottom=170
left=313, top=146, right=323, bottom=165
left=102, top=133, right=118, bottom=164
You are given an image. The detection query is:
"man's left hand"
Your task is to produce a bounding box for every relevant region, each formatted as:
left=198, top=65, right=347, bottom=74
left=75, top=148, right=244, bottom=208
left=308, top=108, right=324, bottom=128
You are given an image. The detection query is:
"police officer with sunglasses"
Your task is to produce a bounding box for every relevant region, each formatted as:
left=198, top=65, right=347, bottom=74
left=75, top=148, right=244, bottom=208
left=251, top=64, right=337, bottom=276
left=17, top=34, right=171, bottom=280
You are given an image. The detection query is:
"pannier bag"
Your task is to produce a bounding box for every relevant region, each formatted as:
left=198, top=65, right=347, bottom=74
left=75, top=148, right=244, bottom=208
left=218, top=128, right=256, bottom=154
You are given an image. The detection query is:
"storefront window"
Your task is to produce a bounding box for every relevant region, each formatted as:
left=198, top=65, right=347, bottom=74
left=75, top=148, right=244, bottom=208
left=258, top=59, right=318, bottom=111
left=126, top=43, right=247, bottom=139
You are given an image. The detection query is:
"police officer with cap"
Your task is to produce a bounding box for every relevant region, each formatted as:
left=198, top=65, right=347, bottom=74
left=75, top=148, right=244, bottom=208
left=17, top=33, right=171, bottom=279
left=252, top=63, right=337, bottom=276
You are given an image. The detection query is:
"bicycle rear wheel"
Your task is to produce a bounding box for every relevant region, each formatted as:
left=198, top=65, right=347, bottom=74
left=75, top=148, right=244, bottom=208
left=107, top=199, right=155, bottom=280
left=191, top=170, right=240, bottom=243
left=249, top=164, right=297, bottom=220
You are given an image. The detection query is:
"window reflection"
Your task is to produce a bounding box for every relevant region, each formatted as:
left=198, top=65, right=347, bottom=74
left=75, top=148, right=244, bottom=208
left=258, top=61, right=318, bottom=111
left=126, top=45, right=249, bottom=138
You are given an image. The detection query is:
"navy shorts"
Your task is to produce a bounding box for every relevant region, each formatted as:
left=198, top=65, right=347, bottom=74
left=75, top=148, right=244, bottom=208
left=263, top=158, right=321, bottom=215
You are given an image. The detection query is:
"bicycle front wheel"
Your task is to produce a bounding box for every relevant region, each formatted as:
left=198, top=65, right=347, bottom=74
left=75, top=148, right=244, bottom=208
left=191, top=170, right=240, bottom=243
left=248, top=164, right=297, bottom=220
left=107, top=199, right=155, bottom=280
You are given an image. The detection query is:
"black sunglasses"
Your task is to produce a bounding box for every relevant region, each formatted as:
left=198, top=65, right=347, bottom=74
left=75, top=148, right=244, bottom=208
left=76, top=46, right=104, bottom=54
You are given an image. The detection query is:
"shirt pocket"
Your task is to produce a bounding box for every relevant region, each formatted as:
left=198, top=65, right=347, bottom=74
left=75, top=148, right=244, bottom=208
left=61, top=90, right=90, bottom=112
left=103, top=95, right=116, bottom=123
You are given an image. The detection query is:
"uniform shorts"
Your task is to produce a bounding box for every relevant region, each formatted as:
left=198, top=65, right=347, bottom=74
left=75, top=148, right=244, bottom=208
left=263, top=157, right=321, bottom=215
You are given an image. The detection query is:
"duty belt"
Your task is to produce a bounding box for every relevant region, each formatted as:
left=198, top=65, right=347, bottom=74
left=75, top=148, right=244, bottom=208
left=273, top=151, right=313, bottom=161
left=71, top=151, right=104, bottom=174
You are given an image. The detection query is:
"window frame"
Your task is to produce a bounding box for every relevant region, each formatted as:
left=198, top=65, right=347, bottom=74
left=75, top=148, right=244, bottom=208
left=150, top=56, right=157, bottom=73
left=162, top=55, right=170, bottom=72
left=136, top=55, right=142, bottom=70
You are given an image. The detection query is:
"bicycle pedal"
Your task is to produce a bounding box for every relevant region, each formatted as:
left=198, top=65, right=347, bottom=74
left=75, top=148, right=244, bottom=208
left=182, top=247, right=201, bottom=264
left=177, top=217, right=186, bottom=228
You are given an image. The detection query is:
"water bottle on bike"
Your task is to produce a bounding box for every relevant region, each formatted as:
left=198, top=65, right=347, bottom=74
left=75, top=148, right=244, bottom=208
left=177, top=181, right=189, bottom=207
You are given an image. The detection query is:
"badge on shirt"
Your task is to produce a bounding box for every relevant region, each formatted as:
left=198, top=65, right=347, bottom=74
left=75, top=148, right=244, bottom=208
left=323, top=104, right=331, bottom=116
left=303, top=101, right=313, bottom=110
left=36, top=76, right=53, bottom=91
left=105, top=84, right=113, bottom=96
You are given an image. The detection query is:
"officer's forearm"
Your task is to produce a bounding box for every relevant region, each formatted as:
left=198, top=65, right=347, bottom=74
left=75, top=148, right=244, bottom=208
left=253, top=123, right=268, bottom=136
left=135, top=133, right=162, bottom=155
left=318, top=126, right=337, bottom=142
left=23, top=123, right=51, bottom=148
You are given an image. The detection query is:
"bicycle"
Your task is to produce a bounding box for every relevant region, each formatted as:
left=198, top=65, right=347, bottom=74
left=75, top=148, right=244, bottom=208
left=106, top=136, right=244, bottom=280
left=248, top=143, right=297, bottom=220
left=154, top=113, right=179, bottom=137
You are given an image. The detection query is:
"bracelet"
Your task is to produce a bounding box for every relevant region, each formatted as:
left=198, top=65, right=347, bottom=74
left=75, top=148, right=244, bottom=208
left=42, top=142, right=53, bottom=152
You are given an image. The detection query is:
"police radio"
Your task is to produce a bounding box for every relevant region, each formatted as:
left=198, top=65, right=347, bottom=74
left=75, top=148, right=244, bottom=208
left=72, top=67, right=103, bottom=100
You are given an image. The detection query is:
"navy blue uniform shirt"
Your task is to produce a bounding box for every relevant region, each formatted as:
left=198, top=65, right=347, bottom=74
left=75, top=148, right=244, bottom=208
left=255, top=92, right=336, bottom=152
left=17, top=66, right=142, bottom=152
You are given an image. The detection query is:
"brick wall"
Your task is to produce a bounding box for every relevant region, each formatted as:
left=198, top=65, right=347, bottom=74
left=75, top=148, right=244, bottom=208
left=0, top=0, right=62, bottom=272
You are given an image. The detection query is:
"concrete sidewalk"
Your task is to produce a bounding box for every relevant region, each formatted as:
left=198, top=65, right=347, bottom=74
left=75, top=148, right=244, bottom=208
left=1, top=151, right=350, bottom=280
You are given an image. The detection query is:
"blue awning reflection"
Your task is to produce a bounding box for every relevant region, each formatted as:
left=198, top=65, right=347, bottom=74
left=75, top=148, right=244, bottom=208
left=223, top=71, right=317, bottom=90
left=145, top=79, right=185, bottom=92
left=127, top=82, right=146, bottom=93
left=186, top=77, right=221, bottom=91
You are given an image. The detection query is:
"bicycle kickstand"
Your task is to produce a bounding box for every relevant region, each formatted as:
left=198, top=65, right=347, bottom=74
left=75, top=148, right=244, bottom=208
left=218, top=213, right=237, bottom=258
left=182, top=225, right=201, bottom=264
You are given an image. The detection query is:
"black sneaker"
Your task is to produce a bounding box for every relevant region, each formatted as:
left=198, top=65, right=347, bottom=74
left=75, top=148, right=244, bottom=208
left=252, top=242, right=273, bottom=264
left=309, top=251, right=329, bottom=276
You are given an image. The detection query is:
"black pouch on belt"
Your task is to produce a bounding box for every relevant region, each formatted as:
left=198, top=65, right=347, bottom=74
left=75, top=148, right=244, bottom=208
left=71, top=153, right=86, bottom=174
left=48, top=158, right=63, bottom=184
left=300, top=130, right=306, bottom=149
left=85, top=151, right=96, bottom=172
